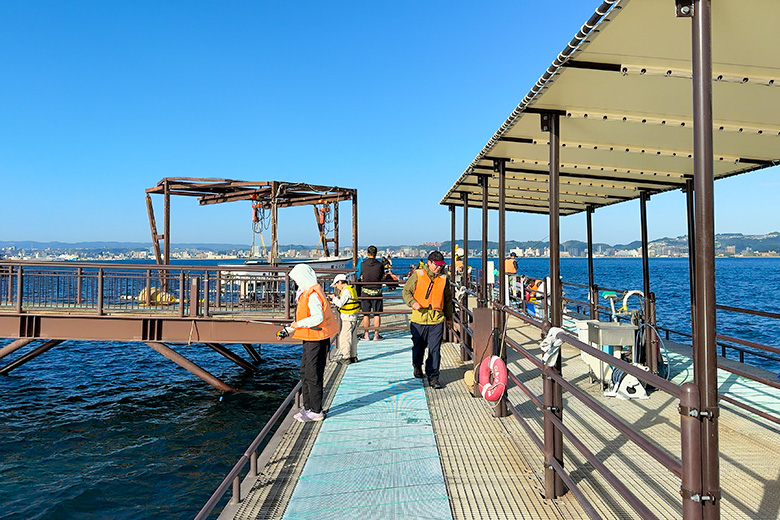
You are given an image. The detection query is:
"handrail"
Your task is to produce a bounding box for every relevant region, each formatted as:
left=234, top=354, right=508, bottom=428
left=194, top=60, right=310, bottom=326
left=193, top=380, right=302, bottom=520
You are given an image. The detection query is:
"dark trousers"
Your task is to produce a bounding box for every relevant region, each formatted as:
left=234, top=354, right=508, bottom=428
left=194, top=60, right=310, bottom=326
left=300, top=338, right=329, bottom=413
left=410, top=321, right=444, bottom=381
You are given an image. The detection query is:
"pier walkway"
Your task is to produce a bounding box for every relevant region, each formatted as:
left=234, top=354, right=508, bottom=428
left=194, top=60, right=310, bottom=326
left=220, top=318, right=780, bottom=520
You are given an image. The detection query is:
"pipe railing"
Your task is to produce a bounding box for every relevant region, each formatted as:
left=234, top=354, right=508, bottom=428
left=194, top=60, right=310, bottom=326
left=460, top=299, right=695, bottom=519
left=194, top=381, right=302, bottom=520
left=0, top=260, right=351, bottom=319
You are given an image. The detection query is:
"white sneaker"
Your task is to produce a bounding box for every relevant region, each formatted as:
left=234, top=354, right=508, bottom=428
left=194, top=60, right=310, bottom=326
left=300, top=410, right=325, bottom=422
left=294, top=409, right=308, bottom=422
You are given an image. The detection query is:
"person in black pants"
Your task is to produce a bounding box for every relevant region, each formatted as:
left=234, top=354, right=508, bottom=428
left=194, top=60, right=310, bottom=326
left=402, top=251, right=453, bottom=389
left=286, top=263, right=339, bottom=423
left=359, top=245, right=385, bottom=340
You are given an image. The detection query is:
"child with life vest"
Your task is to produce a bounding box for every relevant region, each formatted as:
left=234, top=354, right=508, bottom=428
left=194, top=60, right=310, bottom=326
left=402, top=251, right=453, bottom=390
left=285, top=264, right=339, bottom=423
left=330, top=273, right=360, bottom=365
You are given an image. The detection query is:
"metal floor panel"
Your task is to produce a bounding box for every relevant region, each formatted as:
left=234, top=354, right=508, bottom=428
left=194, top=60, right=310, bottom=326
left=282, top=337, right=453, bottom=520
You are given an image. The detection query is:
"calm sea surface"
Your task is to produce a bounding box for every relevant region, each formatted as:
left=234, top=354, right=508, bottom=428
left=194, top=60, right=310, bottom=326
left=1, top=257, right=779, bottom=519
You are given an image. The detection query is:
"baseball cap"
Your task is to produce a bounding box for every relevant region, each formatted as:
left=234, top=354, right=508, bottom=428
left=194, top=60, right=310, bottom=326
left=333, top=274, right=348, bottom=283
left=427, top=251, right=446, bottom=266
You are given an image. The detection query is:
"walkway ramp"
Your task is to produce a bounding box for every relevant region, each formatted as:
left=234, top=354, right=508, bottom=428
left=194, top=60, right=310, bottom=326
left=282, top=337, right=452, bottom=519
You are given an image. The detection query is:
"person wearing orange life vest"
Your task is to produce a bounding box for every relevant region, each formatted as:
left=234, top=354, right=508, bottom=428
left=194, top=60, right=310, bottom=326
left=286, top=264, right=339, bottom=423
left=402, top=251, right=453, bottom=390
left=505, top=252, right=518, bottom=298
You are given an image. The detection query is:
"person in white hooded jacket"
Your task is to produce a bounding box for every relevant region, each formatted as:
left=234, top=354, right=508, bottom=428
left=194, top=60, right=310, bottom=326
left=287, top=264, right=339, bottom=423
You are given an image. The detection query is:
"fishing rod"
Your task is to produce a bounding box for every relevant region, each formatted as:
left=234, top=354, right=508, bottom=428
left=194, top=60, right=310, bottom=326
left=246, top=320, right=321, bottom=338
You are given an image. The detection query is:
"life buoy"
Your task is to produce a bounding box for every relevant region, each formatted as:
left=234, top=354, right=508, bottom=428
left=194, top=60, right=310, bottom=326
left=478, top=355, right=507, bottom=401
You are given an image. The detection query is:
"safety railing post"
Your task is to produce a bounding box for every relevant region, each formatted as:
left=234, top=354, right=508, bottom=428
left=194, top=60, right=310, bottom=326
left=680, top=382, right=703, bottom=520
left=230, top=475, right=241, bottom=505
left=76, top=267, right=83, bottom=305
left=190, top=277, right=200, bottom=317
left=284, top=272, right=291, bottom=320
left=15, top=267, right=23, bottom=313
left=215, top=270, right=222, bottom=308
left=590, top=283, right=599, bottom=319
left=145, top=270, right=152, bottom=306
left=203, top=271, right=210, bottom=317
left=178, top=271, right=186, bottom=318
left=97, top=268, right=104, bottom=316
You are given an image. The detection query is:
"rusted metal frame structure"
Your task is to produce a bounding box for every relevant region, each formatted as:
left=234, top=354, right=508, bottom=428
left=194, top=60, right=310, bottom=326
left=144, top=178, right=359, bottom=268
left=0, top=260, right=350, bottom=392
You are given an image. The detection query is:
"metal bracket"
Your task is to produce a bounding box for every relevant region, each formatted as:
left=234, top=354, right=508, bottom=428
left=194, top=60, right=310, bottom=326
left=678, top=404, right=718, bottom=419
left=544, top=406, right=560, bottom=413
left=540, top=113, right=553, bottom=132
left=675, top=0, right=694, bottom=17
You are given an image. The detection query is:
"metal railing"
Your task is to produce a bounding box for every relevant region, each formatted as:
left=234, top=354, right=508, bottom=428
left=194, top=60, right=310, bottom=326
left=194, top=381, right=302, bottom=520
left=452, top=285, right=698, bottom=519
left=0, top=260, right=351, bottom=320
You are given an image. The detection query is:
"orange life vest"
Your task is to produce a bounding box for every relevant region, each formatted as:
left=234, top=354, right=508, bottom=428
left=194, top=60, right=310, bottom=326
left=413, top=269, right=447, bottom=311
left=504, top=258, right=517, bottom=274
left=293, top=284, right=339, bottom=341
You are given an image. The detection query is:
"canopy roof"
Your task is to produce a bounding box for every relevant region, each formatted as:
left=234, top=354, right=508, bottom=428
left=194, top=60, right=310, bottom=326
left=440, top=0, right=780, bottom=215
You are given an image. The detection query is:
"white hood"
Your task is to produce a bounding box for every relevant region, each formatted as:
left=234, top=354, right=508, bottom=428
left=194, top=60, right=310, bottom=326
left=289, top=263, right=318, bottom=292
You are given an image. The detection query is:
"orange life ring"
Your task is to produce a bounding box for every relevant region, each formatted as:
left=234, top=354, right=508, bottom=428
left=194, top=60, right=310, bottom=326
left=478, top=355, right=507, bottom=401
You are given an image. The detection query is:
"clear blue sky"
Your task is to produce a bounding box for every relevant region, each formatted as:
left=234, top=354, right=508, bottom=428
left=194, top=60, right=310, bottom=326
left=2, top=1, right=778, bottom=248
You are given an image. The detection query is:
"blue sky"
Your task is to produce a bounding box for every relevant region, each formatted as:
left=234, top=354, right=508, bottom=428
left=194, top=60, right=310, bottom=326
left=2, top=1, right=778, bottom=248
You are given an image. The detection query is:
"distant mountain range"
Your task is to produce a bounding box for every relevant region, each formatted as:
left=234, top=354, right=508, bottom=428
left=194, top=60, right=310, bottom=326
left=3, top=232, right=780, bottom=253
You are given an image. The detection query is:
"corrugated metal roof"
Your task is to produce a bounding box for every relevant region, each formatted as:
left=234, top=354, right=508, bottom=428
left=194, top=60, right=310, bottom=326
left=440, top=0, right=780, bottom=215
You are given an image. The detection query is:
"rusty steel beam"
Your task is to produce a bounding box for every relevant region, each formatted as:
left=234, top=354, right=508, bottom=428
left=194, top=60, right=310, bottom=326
left=0, top=314, right=296, bottom=345
left=0, top=339, right=63, bottom=375
left=205, top=343, right=256, bottom=372
left=144, top=341, right=235, bottom=392
left=0, top=338, right=35, bottom=361
left=241, top=343, right=262, bottom=364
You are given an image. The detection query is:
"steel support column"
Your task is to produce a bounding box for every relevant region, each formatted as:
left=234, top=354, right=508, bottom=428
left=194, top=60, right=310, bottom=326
left=691, top=1, right=720, bottom=517
left=334, top=199, right=340, bottom=257
left=586, top=206, right=596, bottom=319
left=542, top=111, right=564, bottom=498
left=480, top=175, right=489, bottom=307
left=639, top=191, right=657, bottom=372
left=461, top=192, right=470, bottom=293
left=271, top=181, right=279, bottom=265
left=494, top=159, right=509, bottom=418
left=450, top=205, right=456, bottom=276
left=352, top=191, right=359, bottom=268
left=686, top=179, right=697, bottom=339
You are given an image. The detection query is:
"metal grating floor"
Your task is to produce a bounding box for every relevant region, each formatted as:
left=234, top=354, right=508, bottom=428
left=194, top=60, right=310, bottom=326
left=227, top=317, right=780, bottom=520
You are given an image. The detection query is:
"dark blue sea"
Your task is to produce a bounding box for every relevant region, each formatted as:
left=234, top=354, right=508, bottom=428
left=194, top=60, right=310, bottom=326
left=1, top=257, right=779, bottom=519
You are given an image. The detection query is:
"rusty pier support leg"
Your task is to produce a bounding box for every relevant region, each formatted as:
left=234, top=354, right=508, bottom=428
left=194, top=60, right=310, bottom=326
left=144, top=341, right=235, bottom=392
left=206, top=343, right=256, bottom=372
left=0, top=340, right=64, bottom=375
left=0, top=338, right=35, bottom=361
left=241, top=344, right=262, bottom=364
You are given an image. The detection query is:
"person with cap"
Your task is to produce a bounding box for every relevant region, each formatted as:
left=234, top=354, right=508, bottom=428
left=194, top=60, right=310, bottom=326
left=285, top=263, right=339, bottom=423
left=402, top=251, right=453, bottom=389
left=330, top=273, right=360, bottom=364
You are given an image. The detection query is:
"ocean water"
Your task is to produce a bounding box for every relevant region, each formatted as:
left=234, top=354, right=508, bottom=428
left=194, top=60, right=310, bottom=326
left=1, top=257, right=779, bottom=519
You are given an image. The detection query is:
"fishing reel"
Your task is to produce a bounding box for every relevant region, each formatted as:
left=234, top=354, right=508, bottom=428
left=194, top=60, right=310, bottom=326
left=277, top=326, right=293, bottom=339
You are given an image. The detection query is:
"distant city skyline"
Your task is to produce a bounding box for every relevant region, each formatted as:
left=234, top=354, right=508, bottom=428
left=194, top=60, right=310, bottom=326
left=2, top=2, right=779, bottom=246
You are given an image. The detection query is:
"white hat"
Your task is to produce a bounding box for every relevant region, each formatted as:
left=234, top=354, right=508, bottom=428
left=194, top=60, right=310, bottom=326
left=333, top=274, right=348, bottom=283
